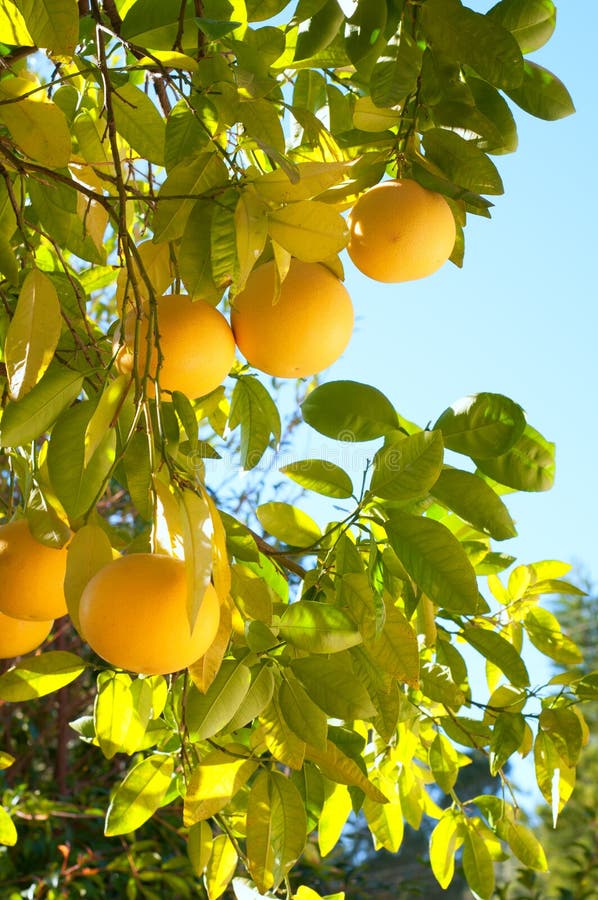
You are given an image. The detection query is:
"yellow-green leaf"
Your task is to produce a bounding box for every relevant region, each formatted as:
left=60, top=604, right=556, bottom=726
left=268, top=200, right=348, bottom=262
left=111, top=81, right=165, bottom=165
left=187, top=821, right=213, bottom=878
left=184, top=748, right=258, bottom=825
left=178, top=488, right=213, bottom=629
left=430, top=811, right=463, bottom=890
left=256, top=501, right=320, bottom=547
left=234, top=189, right=268, bottom=293
left=205, top=833, right=237, bottom=900
left=105, top=754, right=174, bottom=836
left=84, top=376, right=129, bottom=467
left=64, top=524, right=113, bottom=634
left=4, top=269, right=62, bottom=401
left=254, top=161, right=348, bottom=204
left=305, top=740, right=388, bottom=803
left=0, top=651, right=87, bottom=701
left=318, top=782, right=352, bottom=857
left=280, top=601, right=361, bottom=654
left=0, top=78, right=71, bottom=167
left=247, top=770, right=307, bottom=893
left=185, top=659, right=252, bottom=742
left=16, top=0, right=79, bottom=55
left=462, top=824, right=495, bottom=900
left=0, top=0, right=33, bottom=45
left=0, top=807, right=17, bottom=847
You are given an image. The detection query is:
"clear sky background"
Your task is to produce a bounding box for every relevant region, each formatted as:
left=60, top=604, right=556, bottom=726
left=316, top=0, right=598, bottom=581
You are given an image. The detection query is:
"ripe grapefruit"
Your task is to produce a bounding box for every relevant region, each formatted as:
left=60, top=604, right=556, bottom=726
left=230, top=259, right=354, bottom=378
left=78, top=553, right=221, bottom=675
left=117, top=294, right=236, bottom=398
left=0, top=610, right=53, bottom=659
left=347, top=179, right=456, bottom=282
left=0, top=519, right=68, bottom=620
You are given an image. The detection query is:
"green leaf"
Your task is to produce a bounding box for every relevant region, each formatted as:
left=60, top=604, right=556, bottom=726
left=280, top=459, right=353, bottom=499
left=428, top=733, right=459, bottom=793
left=280, top=601, right=362, bottom=654
left=111, top=80, right=165, bottom=165
left=229, top=376, right=281, bottom=470
left=280, top=670, right=328, bottom=750
left=489, top=711, right=526, bottom=775
left=257, top=502, right=321, bottom=547
left=225, top=665, right=276, bottom=732
left=488, top=0, right=556, bottom=53
left=0, top=651, right=87, bottom=701
left=345, top=0, right=387, bottom=66
left=15, top=0, right=79, bottom=55
left=105, top=754, right=174, bottom=836
left=302, top=380, right=399, bottom=441
left=385, top=512, right=481, bottom=614
left=524, top=606, right=583, bottom=665
left=0, top=78, right=71, bottom=168
left=84, top=376, right=129, bottom=467
left=234, top=189, right=269, bottom=294
left=420, top=0, right=523, bottom=90
left=47, top=400, right=117, bottom=521
left=539, top=706, right=583, bottom=767
left=247, top=770, right=307, bottom=893
left=474, top=424, right=555, bottom=492
left=28, top=178, right=104, bottom=264
left=187, top=821, right=212, bottom=877
left=184, top=749, right=258, bottom=825
left=268, top=200, right=348, bottom=263
left=185, top=659, right=252, bottom=742
left=422, top=128, right=504, bottom=196
left=430, top=810, right=462, bottom=890
left=434, top=392, right=526, bottom=459
left=370, top=32, right=423, bottom=108
left=64, top=524, right=114, bottom=635
left=153, top=152, right=228, bottom=242
left=461, top=625, right=529, bottom=687
left=461, top=825, right=495, bottom=900
left=239, top=98, right=285, bottom=155
left=290, top=653, right=376, bottom=720
left=246, top=0, right=291, bottom=21
left=506, top=60, right=575, bottom=120
left=294, top=0, right=344, bottom=61
left=0, top=807, right=17, bottom=847
left=432, top=468, right=516, bottom=541
left=0, top=362, right=83, bottom=447
left=500, top=818, right=548, bottom=871
left=466, top=76, right=518, bottom=154
left=370, top=430, right=444, bottom=501
left=534, top=730, right=575, bottom=821
left=4, top=269, right=62, bottom=401
left=121, top=0, right=197, bottom=50
left=179, top=199, right=221, bottom=304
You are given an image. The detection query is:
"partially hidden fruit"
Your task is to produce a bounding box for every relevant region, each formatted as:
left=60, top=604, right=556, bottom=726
left=79, top=553, right=221, bottom=675
left=231, top=259, right=354, bottom=378
left=0, top=519, right=68, bottom=620
left=116, top=295, right=236, bottom=398
left=347, top=179, right=456, bottom=283
left=0, top=611, right=53, bottom=659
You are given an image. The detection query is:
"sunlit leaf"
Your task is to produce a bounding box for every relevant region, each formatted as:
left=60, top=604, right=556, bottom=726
left=104, top=754, right=174, bottom=836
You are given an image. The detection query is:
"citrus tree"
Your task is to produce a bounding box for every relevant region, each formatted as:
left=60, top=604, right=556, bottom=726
left=0, top=1, right=591, bottom=898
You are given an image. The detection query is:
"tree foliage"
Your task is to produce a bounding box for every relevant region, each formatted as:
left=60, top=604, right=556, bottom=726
left=0, top=1, right=589, bottom=898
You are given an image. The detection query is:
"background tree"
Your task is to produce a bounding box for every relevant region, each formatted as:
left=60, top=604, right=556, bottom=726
left=0, top=2, right=591, bottom=899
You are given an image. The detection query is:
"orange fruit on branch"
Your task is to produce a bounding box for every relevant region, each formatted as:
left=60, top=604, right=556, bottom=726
left=117, top=294, right=236, bottom=398
left=231, top=259, right=354, bottom=378
left=79, top=553, right=221, bottom=675
left=347, top=179, right=456, bottom=283
left=0, top=610, right=53, bottom=659
left=0, top=519, right=68, bottom=620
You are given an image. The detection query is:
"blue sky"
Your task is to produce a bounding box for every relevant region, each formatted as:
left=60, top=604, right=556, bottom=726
left=321, top=1, right=598, bottom=579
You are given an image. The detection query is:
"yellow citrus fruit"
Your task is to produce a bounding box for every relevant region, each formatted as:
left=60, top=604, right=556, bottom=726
left=0, top=519, right=68, bottom=620
left=117, top=295, right=236, bottom=398
left=347, top=179, right=456, bottom=282
left=79, top=553, right=221, bottom=675
left=0, top=610, right=53, bottom=659
left=231, top=259, right=354, bottom=378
